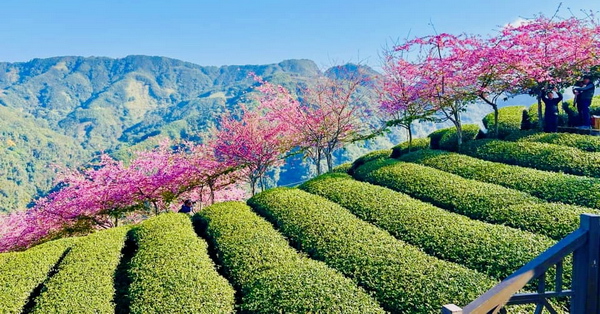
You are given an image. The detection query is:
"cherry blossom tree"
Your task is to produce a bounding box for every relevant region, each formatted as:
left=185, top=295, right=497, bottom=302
left=0, top=156, right=136, bottom=251
left=386, top=13, right=599, bottom=137
left=250, top=77, right=327, bottom=172
left=452, top=35, right=522, bottom=138
left=392, top=33, right=480, bottom=148
left=303, top=71, right=376, bottom=171
left=380, top=54, right=436, bottom=150
left=209, top=106, right=294, bottom=195
left=255, top=70, right=376, bottom=174
left=0, top=140, right=247, bottom=252
left=180, top=141, right=244, bottom=208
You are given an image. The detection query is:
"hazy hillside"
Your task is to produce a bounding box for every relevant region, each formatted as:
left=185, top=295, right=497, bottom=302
left=0, top=105, right=89, bottom=210
left=0, top=56, right=323, bottom=149
left=0, top=55, right=493, bottom=212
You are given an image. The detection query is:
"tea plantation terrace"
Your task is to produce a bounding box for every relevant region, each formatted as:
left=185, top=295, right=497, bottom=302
left=4, top=105, right=600, bottom=312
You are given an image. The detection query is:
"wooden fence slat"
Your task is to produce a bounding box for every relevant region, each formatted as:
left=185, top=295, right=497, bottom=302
left=444, top=214, right=600, bottom=314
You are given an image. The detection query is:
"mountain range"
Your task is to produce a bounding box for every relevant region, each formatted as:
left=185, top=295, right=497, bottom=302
left=0, top=55, right=492, bottom=212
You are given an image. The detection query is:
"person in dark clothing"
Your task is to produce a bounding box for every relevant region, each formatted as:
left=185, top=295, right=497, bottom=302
left=573, top=76, right=596, bottom=129
left=541, top=90, right=562, bottom=133
left=179, top=200, right=194, bottom=214
left=571, top=81, right=584, bottom=127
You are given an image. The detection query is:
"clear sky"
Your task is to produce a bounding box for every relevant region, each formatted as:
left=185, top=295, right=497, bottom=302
left=1, top=0, right=598, bottom=68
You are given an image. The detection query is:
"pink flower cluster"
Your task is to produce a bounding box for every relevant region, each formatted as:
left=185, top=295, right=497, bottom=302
left=253, top=71, right=373, bottom=174
left=0, top=140, right=246, bottom=252
left=209, top=105, right=295, bottom=195
left=382, top=15, right=600, bottom=120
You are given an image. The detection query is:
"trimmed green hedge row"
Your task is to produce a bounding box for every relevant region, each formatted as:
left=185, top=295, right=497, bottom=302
left=428, top=124, right=480, bottom=150
left=503, top=130, right=540, bottom=141
left=0, top=237, right=78, bottom=314
left=353, top=159, right=591, bottom=239
left=128, top=213, right=235, bottom=314
left=482, top=106, right=526, bottom=139
left=390, top=137, right=430, bottom=158
left=586, top=95, right=600, bottom=116
left=515, top=132, right=600, bottom=152
left=299, top=173, right=555, bottom=280
left=331, top=162, right=353, bottom=174
left=439, top=124, right=481, bottom=151
left=32, top=227, right=129, bottom=313
left=460, top=139, right=600, bottom=178
left=400, top=149, right=600, bottom=209
left=349, top=149, right=391, bottom=174
left=428, top=128, right=451, bottom=149
left=195, top=202, right=384, bottom=313
left=248, top=188, right=495, bottom=313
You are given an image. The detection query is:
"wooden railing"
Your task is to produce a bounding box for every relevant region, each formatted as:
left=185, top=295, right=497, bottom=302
left=442, top=214, right=600, bottom=314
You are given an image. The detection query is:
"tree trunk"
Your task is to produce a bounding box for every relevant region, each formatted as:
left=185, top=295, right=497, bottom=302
left=314, top=149, right=323, bottom=175
left=407, top=126, right=413, bottom=152
left=198, top=186, right=204, bottom=209
left=260, top=176, right=267, bottom=192
left=152, top=201, right=159, bottom=216
left=537, top=95, right=544, bottom=130
left=453, top=110, right=463, bottom=149
left=456, top=123, right=463, bottom=148
left=325, top=152, right=334, bottom=173
left=492, top=104, right=499, bottom=138
left=114, top=216, right=119, bottom=227
left=478, top=95, right=499, bottom=138
left=250, top=177, right=257, bottom=196
left=208, top=182, right=215, bottom=205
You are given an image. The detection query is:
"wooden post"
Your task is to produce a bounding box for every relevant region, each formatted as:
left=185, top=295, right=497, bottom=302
left=571, top=214, right=600, bottom=314
left=441, top=304, right=463, bottom=314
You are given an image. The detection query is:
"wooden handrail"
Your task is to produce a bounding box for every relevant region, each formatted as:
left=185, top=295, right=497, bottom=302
left=442, top=214, right=599, bottom=314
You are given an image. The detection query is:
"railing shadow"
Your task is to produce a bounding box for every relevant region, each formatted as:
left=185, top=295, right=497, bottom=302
left=442, top=214, right=600, bottom=314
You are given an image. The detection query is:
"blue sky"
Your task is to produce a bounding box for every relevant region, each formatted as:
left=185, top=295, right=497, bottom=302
left=1, top=0, right=598, bottom=68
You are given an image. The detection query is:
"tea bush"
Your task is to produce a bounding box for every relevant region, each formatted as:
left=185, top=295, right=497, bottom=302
left=390, top=137, right=430, bottom=158
left=515, top=132, right=600, bottom=152
left=0, top=237, right=78, bottom=314
left=349, top=149, right=392, bottom=174
left=32, top=227, right=129, bottom=313
left=353, top=159, right=590, bottom=239
left=248, top=188, right=494, bottom=313
left=195, top=201, right=384, bottom=313
left=330, top=162, right=352, bottom=174
left=399, top=149, right=600, bottom=210
left=128, top=213, right=235, bottom=314
left=300, top=173, right=555, bottom=279
left=460, top=139, right=600, bottom=178
left=482, top=106, right=526, bottom=139
left=438, top=124, right=481, bottom=151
